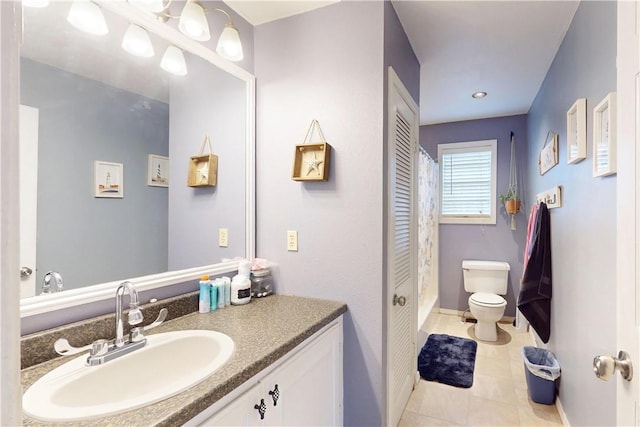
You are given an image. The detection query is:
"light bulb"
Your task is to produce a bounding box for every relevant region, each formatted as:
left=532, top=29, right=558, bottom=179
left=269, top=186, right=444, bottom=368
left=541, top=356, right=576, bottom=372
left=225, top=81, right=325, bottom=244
left=178, top=1, right=210, bottom=41
left=122, top=24, right=154, bottom=58
left=67, top=0, right=108, bottom=36
left=216, top=24, right=243, bottom=61
left=161, top=46, right=187, bottom=76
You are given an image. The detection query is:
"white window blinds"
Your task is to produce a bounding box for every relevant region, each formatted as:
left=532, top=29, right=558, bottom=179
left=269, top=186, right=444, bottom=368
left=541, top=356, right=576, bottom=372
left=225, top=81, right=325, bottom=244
left=438, top=140, right=497, bottom=224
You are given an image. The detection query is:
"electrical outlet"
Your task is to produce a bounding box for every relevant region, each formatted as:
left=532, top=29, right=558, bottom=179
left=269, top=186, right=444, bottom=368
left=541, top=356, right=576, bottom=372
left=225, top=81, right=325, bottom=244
left=219, top=228, right=228, bottom=247
left=287, top=230, right=298, bottom=251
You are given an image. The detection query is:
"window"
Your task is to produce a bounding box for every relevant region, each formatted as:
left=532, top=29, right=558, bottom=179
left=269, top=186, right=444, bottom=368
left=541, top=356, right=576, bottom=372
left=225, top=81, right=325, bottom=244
left=438, top=139, right=497, bottom=224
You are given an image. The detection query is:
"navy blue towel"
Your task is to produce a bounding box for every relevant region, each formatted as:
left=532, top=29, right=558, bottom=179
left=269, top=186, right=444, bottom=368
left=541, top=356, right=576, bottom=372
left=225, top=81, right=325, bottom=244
left=418, top=333, right=478, bottom=388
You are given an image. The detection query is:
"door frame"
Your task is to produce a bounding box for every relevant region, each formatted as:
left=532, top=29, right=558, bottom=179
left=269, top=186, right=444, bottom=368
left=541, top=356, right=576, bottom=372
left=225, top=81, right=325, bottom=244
left=0, top=1, right=23, bottom=424
left=616, top=1, right=639, bottom=424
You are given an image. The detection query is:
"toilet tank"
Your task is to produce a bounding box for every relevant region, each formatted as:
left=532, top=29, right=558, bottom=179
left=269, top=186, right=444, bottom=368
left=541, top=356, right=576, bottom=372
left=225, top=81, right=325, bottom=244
left=462, top=260, right=510, bottom=295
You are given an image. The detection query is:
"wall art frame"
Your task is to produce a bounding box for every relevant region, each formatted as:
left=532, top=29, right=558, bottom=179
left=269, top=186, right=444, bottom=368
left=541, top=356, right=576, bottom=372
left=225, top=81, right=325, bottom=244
left=188, top=135, right=218, bottom=187
left=566, top=98, right=587, bottom=164
left=147, top=154, right=169, bottom=187
left=538, top=131, right=558, bottom=175
left=292, top=119, right=332, bottom=181
left=94, top=160, right=123, bottom=198
left=593, top=92, right=617, bottom=177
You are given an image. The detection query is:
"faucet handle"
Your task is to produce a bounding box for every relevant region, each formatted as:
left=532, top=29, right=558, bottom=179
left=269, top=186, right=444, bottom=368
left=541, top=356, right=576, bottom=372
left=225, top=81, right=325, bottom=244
left=130, top=308, right=168, bottom=343
left=54, top=338, right=109, bottom=356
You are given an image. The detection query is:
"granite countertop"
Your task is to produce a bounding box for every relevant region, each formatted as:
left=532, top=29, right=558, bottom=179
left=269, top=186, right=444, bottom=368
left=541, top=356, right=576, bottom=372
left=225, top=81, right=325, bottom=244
left=21, top=295, right=347, bottom=426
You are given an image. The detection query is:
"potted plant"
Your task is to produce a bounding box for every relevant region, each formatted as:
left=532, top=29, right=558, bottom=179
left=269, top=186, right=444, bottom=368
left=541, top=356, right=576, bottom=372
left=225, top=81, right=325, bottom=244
left=500, top=189, right=521, bottom=215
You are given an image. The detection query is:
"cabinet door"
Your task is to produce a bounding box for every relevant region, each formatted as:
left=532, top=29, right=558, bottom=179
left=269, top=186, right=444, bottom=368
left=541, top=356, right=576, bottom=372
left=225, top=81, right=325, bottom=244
left=199, top=382, right=265, bottom=427
left=262, top=322, right=343, bottom=426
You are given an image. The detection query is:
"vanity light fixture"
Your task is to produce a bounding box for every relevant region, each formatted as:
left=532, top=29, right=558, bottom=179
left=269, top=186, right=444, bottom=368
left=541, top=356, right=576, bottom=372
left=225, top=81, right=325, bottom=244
left=128, top=0, right=244, bottom=62
left=160, top=45, right=188, bottom=76
left=67, top=0, right=109, bottom=36
left=472, top=91, right=488, bottom=99
left=122, top=24, right=155, bottom=58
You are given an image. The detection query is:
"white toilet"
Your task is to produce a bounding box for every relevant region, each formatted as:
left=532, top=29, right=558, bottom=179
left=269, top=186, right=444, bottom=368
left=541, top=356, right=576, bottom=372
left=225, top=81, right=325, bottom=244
left=462, top=260, right=510, bottom=342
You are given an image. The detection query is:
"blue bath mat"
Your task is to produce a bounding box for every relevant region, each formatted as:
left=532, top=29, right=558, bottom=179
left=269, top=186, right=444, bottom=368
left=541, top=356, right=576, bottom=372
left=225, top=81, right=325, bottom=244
left=418, top=333, right=478, bottom=388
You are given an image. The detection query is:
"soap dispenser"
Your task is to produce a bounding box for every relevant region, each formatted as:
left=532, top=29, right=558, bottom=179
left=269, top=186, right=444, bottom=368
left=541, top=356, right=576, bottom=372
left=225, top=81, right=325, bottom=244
left=231, top=260, right=251, bottom=305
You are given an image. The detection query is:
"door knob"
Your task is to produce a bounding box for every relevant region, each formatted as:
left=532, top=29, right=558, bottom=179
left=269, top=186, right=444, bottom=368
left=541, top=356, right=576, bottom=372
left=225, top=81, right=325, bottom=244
left=392, top=294, right=406, bottom=306
left=20, top=266, right=33, bottom=278
left=593, top=351, right=633, bottom=381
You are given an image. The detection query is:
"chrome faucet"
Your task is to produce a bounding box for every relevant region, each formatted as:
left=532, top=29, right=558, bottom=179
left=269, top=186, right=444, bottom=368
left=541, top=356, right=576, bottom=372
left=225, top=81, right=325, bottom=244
left=42, top=271, right=63, bottom=294
left=53, top=281, right=168, bottom=366
left=115, top=281, right=144, bottom=347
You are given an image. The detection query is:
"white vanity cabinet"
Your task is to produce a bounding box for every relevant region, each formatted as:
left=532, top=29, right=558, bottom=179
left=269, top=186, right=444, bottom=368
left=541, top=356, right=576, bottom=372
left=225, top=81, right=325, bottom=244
left=188, top=317, right=343, bottom=426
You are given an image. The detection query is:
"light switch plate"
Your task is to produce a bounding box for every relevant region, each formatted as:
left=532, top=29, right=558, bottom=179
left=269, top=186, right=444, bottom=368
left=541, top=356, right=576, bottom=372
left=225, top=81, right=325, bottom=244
left=219, top=228, right=228, bottom=247
left=287, top=230, right=298, bottom=251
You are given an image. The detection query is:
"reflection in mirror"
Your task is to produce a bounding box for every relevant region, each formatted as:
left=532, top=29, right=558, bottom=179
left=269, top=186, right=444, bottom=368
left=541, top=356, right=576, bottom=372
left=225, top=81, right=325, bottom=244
left=20, top=1, right=248, bottom=299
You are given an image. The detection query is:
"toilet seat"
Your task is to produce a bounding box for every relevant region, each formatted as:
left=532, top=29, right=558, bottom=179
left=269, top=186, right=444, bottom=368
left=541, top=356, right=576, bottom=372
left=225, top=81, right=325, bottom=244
left=470, top=292, right=506, bottom=307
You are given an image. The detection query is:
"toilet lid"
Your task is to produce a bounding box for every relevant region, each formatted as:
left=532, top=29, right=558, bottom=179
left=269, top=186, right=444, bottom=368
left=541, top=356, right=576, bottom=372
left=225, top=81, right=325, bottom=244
left=470, top=293, right=506, bottom=306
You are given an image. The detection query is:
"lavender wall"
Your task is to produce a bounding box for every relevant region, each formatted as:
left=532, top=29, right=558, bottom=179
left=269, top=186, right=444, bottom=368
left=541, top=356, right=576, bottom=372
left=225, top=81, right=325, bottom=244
left=526, top=1, right=616, bottom=425
left=420, top=115, right=528, bottom=317
left=385, top=1, right=420, bottom=103
left=254, top=2, right=390, bottom=424
left=168, top=53, right=246, bottom=270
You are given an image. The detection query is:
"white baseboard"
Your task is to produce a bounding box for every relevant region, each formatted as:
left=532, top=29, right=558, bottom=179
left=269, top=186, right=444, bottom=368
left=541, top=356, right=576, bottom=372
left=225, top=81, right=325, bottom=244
left=555, top=395, right=570, bottom=426
left=438, top=307, right=516, bottom=324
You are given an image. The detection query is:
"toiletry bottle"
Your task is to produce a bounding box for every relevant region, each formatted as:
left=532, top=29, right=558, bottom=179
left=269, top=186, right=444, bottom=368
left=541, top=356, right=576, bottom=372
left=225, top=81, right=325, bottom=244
left=223, top=276, right=231, bottom=306
left=231, top=260, right=252, bottom=305
left=199, top=275, right=211, bottom=313
left=217, top=278, right=225, bottom=309
left=210, top=277, right=218, bottom=311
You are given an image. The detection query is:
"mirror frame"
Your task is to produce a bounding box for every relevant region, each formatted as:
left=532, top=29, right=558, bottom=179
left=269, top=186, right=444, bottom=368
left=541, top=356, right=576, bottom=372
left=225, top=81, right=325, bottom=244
left=20, top=1, right=255, bottom=318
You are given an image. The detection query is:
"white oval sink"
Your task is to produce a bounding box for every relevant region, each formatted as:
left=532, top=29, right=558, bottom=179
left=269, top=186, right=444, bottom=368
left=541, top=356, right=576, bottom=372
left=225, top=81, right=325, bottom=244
left=23, top=330, right=234, bottom=422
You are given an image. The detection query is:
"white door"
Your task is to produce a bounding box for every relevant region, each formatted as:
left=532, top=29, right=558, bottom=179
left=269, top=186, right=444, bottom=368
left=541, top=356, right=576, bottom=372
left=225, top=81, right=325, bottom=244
left=386, top=67, right=418, bottom=426
left=19, top=104, right=39, bottom=298
left=611, top=1, right=639, bottom=424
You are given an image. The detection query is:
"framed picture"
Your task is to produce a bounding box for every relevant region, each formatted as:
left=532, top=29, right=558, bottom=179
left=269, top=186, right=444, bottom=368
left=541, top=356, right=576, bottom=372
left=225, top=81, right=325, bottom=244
left=539, top=131, right=558, bottom=175
left=593, top=92, right=617, bottom=177
left=94, top=161, right=123, bottom=198
left=147, top=154, right=169, bottom=187
left=566, top=98, right=586, bottom=164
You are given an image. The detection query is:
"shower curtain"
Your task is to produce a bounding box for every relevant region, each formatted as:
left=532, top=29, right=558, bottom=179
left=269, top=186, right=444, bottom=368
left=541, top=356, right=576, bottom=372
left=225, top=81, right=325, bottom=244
left=418, top=148, right=438, bottom=306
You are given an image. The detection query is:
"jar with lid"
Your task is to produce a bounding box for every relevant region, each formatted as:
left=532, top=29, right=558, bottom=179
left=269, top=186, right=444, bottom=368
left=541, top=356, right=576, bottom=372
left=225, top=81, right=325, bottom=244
left=250, top=268, right=274, bottom=297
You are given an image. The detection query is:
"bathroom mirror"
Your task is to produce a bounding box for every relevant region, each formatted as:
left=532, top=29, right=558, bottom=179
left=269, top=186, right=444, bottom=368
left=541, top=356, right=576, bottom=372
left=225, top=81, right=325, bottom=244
left=20, top=1, right=255, bottom=316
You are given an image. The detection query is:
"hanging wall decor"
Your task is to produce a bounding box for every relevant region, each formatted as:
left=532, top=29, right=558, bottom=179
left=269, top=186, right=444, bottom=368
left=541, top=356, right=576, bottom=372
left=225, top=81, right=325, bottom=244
left=94, top=160, right=124, bottom=198
left=147, top=154, right=169, bottom=187
left=566, top=98, right=587, bottom=164
left=539, top=131, right=558, bottom=175
left=500, top=132, right=520, bottom=230
left=292, top=119, right=332, bottom=181
left=188, top=135, right=218, bottom=187
left=593, top=92, right=617, bottom=177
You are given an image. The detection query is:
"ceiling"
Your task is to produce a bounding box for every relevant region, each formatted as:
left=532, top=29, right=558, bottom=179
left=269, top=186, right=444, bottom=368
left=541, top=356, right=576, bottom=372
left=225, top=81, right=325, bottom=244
left=224, top=0, right=580, bottom=126
left=23, top=1, right=580, bottom=126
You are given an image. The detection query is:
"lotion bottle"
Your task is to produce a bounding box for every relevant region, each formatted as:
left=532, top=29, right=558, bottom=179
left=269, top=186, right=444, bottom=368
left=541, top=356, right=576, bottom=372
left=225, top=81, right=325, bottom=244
left=199, top=275, right=210, bottom=313
left=223, top=276, right=231, bottom=306
left=231, top=260, right=251, bottom=305
left=216, top=278, right=225, bottom=309
left=209, top=278, right=218, bottom=311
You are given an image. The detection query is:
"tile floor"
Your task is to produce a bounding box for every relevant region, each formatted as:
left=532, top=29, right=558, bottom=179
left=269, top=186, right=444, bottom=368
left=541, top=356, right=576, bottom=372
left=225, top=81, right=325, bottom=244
left=399, top=313, right=563, bottom=426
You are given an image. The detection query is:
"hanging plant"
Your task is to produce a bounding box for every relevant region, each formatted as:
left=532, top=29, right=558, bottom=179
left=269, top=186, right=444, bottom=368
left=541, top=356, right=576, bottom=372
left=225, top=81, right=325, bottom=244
left=502, top=132, right=520, bottom=229
left=500, top=189, right=521, bottom=215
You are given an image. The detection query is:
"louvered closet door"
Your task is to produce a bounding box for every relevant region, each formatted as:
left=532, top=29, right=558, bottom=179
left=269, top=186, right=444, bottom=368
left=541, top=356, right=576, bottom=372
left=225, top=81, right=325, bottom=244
left=387, top=67, right=418, bottom=427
